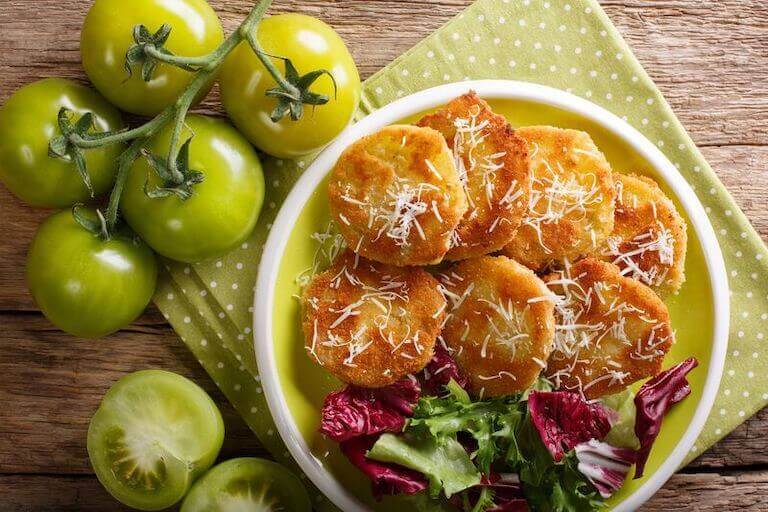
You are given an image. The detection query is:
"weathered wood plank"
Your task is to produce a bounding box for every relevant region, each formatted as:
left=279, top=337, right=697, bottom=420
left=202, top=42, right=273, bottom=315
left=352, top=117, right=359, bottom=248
left=691, top=407, right=768, bottom=469
left=0, top=471, right=766, bottom=511
left=0, top=312, right=265, bottom=475
left=645, top=471, right=768, bottom=511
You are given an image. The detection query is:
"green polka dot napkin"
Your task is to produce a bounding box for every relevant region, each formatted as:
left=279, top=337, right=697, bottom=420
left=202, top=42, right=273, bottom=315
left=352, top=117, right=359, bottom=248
left=154, top=0, right=768, bottom=495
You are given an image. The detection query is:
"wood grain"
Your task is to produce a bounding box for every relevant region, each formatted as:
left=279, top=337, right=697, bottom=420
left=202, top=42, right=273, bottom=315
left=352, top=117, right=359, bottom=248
left=0, top=312, right=266, bottom=476
left=0, top=0, right=766, bottom=510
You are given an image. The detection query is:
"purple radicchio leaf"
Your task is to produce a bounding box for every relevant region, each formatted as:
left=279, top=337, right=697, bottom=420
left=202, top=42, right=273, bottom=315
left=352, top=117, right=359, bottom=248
left=319, top=379, right=420, bottom=442
left=340, top=435, right=428, bottom=498
left=634, top=358, right=698, bottom=478
left=527, top=391, right=613, bottom=462
left=418, top=341, right=468, bottom=396
left=574, top=439, right=636, bottom=498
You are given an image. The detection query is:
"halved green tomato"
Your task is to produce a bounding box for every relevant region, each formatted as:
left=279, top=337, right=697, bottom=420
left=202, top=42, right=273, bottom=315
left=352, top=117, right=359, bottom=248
left=180, top=458, right=311, bottom=512
left=87, top=370, right=225, bottom=511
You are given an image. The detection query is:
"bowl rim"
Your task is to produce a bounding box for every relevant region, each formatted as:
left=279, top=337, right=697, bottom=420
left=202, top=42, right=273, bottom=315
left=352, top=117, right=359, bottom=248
left=254, top=79, right=729, bottom=512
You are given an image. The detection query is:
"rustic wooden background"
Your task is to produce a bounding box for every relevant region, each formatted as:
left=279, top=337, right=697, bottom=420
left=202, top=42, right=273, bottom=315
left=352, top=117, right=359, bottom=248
left=0, top=0, right=766, bottom=510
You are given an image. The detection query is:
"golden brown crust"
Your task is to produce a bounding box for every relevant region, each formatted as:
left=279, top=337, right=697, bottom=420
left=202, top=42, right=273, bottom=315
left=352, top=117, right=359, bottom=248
left=543, top=258, right=674, bottom=399
left=328, top=125, right=468, bottom=267
left=501, top=126, right=615, bottom=270
left=417, top=92, right=531, bottom=260
left=439, top=255, right=555, bottom=397
left=301, top=251, right=445, bottom=387
left=599, top=173, right=687, bottom=295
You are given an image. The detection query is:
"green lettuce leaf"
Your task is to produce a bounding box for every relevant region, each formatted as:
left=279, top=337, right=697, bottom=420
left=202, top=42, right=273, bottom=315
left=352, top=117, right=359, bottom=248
left=368, top=433, right=481, bottom=498
left=409, top=383, right=524, bottom=475
left=394, top=378, right=607, bottom=511
left=600, top=389, right=641, bottom=450
left=523, top=452, right=605, bottom=512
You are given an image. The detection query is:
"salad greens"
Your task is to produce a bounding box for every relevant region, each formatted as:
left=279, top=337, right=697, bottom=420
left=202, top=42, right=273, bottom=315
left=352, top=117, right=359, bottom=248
left=408, top=380, right=526, bottom=476
left=368, top=433, right=481, bottom=498
left=600, top=389, right=641, bottom=450
left=323, top=358, right=699, bottom=511
left=369, top=380, right=606, bottom=511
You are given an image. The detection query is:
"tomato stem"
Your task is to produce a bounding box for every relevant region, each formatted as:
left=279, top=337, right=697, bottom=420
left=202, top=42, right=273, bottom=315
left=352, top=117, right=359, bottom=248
left=105, top=139, right=145, bottom=232
left=142, top=45, right=213, bottom=71
left=246, top=32, right=300, bottom=98
left=163, top=0, right=274, bottom=181
left=69, top=111, right=173, bottom=149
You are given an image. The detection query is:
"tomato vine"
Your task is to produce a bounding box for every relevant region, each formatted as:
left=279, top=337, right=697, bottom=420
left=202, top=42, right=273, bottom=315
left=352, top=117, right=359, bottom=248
left=51, top=0, right=335, bottom=236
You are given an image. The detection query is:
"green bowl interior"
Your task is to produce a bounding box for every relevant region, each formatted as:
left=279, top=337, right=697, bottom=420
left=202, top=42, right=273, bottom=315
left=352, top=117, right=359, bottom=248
left=271, top=98, right=714, bottom=510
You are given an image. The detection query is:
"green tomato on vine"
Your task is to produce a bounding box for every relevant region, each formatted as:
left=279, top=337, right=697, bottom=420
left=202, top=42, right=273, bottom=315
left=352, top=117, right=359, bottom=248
left=120, top=115, right=265, bottom=263
left=0, top=78, right=124, bottom=208
left=13, top=1, right=361, bottom=344
left=81, top=0, right=224, bottom=116
left=220, top=13, right=361, bottom=158
left=26, top=208, right=158, bottom=338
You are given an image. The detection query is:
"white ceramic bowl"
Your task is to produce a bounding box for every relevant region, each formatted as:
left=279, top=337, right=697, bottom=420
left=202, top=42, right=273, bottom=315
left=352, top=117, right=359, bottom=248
left=254, top=80, right=729, bottom=512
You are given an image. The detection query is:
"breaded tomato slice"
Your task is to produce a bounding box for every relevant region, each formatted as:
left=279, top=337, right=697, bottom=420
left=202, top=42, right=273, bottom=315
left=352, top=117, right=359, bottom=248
left=439, top=255, right=556, bottom=397
left=501, top=126, right=615, bottom=270
left=543, top=258, right=674, bottom=399
left=417, top=92, right=531, bottom=260
left=301, top=251, right=445, bottom=388
left=328, top=125, right=468, bottom=267
left=600, top=174, right=687, bottom=295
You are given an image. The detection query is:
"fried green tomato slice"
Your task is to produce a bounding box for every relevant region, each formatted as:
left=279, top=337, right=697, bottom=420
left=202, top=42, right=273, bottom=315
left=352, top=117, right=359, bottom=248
left=544, top=258, right=674, bottom=399
left=501, top=126, right=615, bottom=271
left=328, top=125, right=468, bottom=267
left=439, top=255, right=555, bottom=397
left=600, top=173, right=687, bottom=295
left=301, top=250, right=446, bottom=387
left=417, top=92, right=531, bottom=260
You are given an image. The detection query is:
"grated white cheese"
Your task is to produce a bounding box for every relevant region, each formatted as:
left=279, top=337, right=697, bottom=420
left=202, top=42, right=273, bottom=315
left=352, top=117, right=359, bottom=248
left=523, top=154, right=604, bottom=253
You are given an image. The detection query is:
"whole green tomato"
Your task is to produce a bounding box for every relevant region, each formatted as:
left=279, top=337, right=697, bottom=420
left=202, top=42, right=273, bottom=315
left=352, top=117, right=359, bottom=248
left=220, top=14, right=361, bottom=159
left=81, top=0, right=224, bottom=116
left=0, top=78, right=125, bottom=208
left=27, top=209, right=158, bottom=338
left=121, top=115, right=265, bottom=263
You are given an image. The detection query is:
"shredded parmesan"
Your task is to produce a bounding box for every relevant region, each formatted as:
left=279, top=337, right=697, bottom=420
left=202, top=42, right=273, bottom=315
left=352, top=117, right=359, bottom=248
left=372, top=179, right=440, bottom=247
left=545, top=260, right=666, bottom=397
left=604, top=220, right=675, bottom=287
left=523, top=155, right=604, bottom=253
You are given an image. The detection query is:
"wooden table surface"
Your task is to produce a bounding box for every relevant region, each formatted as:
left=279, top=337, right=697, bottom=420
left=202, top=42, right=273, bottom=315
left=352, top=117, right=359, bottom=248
left=1, top=0, right=766, bottom=510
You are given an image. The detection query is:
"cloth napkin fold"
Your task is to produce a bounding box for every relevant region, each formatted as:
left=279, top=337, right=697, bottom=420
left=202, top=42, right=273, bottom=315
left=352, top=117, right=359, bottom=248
left=154, top=0, right=768, bottom=504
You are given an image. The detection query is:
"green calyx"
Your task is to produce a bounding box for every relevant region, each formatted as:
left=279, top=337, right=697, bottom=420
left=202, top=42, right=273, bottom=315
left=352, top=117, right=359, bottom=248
left=71, top=204, right=111, bottom=241
left=125, top=24, right=176, bottom=81
left=48, top=108, right=103, bottom=197
left=263, top=55, right=337, bottom=122
left=142, top=138, right=204, bottom=200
